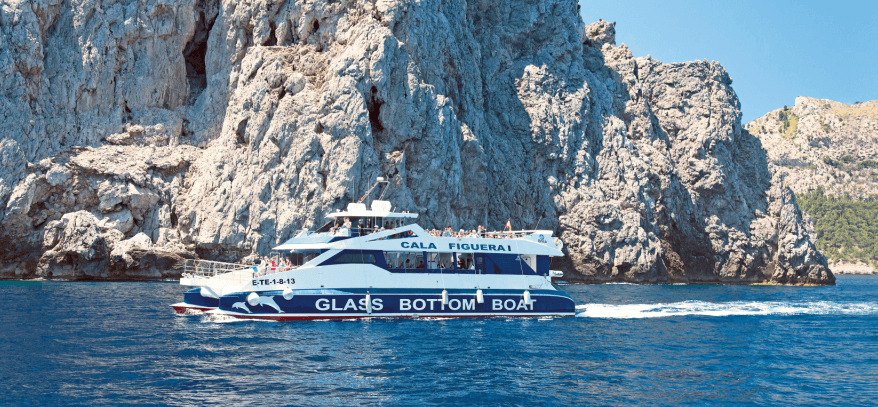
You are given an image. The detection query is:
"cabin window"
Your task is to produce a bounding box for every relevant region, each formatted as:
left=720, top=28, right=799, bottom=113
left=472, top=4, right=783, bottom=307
left=333, top=252, right=377, bottom=264
left=384, top=251, right=422, bottom=269
left=284, top=252, right=318, bottom=266
left=455, top=253, right=475, bottom=270
left=425, top=252, right=455, bottom=269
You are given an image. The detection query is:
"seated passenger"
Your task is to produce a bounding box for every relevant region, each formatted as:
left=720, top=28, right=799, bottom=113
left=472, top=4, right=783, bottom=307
left=417, top=260, right=424, bottom=269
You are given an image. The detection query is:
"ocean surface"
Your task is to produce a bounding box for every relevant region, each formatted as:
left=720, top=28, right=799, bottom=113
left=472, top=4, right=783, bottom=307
left=2, top=276, right=876, bottom=406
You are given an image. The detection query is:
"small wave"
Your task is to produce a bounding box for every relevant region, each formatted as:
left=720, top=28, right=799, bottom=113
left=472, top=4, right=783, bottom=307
left=203, top=313, right=241, bottom=323
left=576, top=300, right=878, bottom=319
left=177, top=309, right=205, bottom=316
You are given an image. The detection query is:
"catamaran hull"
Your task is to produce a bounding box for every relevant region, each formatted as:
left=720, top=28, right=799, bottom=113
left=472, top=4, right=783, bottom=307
left=171, top=288, right=220, bottom=313
left=208, top=289, right=576, bottom=320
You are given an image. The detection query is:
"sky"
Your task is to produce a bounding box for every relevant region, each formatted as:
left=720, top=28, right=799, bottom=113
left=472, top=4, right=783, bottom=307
left=579, top=0, right=878, bottom=123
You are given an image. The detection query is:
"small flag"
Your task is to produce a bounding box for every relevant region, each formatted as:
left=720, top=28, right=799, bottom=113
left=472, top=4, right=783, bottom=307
left=505, top=219, right=512, bottom=231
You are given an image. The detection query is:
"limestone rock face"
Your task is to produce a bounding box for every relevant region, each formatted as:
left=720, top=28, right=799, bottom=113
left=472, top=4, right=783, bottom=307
left=747, top=97, right=878, bottom=199
left=37, top=211, right=110, bottom=279
left=0, top=0, right=832, bottom=284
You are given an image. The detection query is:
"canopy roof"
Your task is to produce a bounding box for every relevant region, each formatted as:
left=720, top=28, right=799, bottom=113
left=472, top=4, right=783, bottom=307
left=325, top=200, right=418, bottom=220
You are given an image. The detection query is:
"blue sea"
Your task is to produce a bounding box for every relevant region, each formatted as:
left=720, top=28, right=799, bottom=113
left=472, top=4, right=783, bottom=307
left=2, top=276, right=876, bottom=406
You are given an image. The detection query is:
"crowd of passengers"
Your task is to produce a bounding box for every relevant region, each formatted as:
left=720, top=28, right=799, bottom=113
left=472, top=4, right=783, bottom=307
left=426, top=226, right=518, bottom=239
left=253, top=256, right=296, bottom=277
left=328, top=217, right=519, bottom=239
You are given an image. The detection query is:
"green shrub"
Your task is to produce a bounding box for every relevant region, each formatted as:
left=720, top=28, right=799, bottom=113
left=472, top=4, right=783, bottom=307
left=777, top=107, right=799, bottom=138
left=799, top=188, right=878, bottom=265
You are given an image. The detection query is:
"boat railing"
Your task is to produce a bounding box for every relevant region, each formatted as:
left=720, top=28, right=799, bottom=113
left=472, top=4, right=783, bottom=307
left=253, top=265, right=299, bottom=278
left=181, top=259, right=250, bottom=279
left=424, top=229, right=549, bottom=239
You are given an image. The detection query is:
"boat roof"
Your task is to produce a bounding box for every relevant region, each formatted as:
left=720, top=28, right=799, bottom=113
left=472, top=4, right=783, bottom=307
left=325, top=200, right=418, bottom=220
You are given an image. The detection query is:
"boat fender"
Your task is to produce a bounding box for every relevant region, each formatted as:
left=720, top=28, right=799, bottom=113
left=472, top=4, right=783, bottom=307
left=441, top=290, right=448, bottom=305
left=247, top=292, right=260, bottom=306
left=476, top=289, right=484, bottom=304
left=200, top=287, right=219, bottom=299
left=523, top=290, right=532, bottom=305
left=366, top=294, right=372, bottom=314
left=282, top=288, right=294, bottom=300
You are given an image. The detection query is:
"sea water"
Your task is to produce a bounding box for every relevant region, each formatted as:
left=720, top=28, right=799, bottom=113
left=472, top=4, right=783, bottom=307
left=1, top=276, right=876, bottom=406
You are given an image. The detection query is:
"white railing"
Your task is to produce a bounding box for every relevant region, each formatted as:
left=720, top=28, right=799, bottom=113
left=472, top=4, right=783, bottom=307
left=181, top=259, right=249, bottom=279
left=424, top=229, right=547, bottom=239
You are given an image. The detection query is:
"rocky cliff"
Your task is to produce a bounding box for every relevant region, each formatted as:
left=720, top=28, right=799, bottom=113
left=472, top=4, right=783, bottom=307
left=0, top=0, right=833, bottom=285
left=746, top=97, right=878, bottom=199
left=747, top=97, right=878, bottom=275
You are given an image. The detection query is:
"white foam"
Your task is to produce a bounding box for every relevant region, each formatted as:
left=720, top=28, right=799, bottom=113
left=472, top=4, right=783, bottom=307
left=576, top=300, right=878, bottom=319
left=203, top=313, right=241, bottom=323
left=179, top=308, right=205, bottom=316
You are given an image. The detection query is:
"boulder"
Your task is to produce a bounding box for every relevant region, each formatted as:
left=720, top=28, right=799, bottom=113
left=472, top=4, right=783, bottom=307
left=37, top=211, right=109, bottom=279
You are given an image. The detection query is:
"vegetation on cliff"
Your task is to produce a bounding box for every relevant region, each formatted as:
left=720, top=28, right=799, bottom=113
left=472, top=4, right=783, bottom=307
left=747, top=97, right=878, bottom=199
left=798, top=187, right=878, bottom=267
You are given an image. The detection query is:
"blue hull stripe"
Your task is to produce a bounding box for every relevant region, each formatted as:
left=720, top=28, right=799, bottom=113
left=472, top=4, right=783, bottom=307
left=217, top=290, right=575, bottom=316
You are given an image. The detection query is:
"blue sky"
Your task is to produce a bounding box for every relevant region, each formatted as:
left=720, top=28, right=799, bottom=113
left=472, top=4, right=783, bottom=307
left=579, top=0, right=878, bottom=123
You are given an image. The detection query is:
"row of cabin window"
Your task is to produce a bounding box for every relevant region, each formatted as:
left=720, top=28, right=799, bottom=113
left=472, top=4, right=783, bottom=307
left=332, top=252, right=474, bottom=269
left=331, top=252, right=536, bottom=276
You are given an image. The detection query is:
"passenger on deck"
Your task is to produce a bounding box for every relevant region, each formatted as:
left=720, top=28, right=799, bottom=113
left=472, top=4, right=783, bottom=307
left=417, top=260, right=424, bottom=268
left=343, top=217, right=352, bottom=229
left=442, top=226, right=452, bottom=237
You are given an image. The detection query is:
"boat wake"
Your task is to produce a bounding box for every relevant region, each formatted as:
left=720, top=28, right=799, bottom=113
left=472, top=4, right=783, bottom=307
left=576, top=300, right=878, bottom=319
